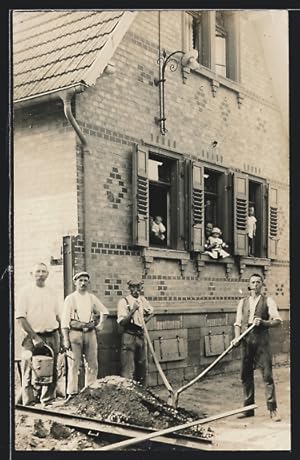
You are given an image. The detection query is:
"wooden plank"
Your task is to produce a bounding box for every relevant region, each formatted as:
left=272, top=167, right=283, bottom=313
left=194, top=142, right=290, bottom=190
left=99, top=404, right=258, bottom=451
left=15, top=405, right=212, bottom=451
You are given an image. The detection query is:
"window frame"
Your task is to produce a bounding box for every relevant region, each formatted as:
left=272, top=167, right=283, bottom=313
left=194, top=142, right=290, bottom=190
left=184, top=10, right=241, bottom=86
left=132, top=144, right=185, bottom=251
left=132, top=145, right=278, bottom=263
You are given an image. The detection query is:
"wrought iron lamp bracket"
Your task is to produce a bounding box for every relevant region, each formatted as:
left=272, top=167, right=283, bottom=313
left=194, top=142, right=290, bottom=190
left=154, top=49, right=186, bottom=136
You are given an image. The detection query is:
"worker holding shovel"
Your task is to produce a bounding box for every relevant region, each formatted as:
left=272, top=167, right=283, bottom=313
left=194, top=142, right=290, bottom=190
left=117, top=280, right=154, bottom=386
left=231, top=273, right=282, bottom=421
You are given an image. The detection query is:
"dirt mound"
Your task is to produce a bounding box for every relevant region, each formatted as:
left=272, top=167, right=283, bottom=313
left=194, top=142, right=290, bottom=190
left=61, top=375, right=212, bottom=438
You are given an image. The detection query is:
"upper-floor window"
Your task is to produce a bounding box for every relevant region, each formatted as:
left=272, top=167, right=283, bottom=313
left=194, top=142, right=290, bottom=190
left=185, top=10, right=240, bottom=82
left=132, top=144, right=280, bottom=260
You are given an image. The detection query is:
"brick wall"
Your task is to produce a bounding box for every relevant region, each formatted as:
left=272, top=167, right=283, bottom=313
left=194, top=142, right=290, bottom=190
left=73, top=11, right=289, bottom=381
left=14, top=101, right=79, bottom=357
left=13, top=11, right=289, bottom=379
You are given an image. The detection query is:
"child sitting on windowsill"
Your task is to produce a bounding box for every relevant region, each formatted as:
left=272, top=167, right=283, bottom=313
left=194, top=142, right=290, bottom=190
left=151, top=215, right=166, bottom=241
left=204, top=227, right=230, bottom=259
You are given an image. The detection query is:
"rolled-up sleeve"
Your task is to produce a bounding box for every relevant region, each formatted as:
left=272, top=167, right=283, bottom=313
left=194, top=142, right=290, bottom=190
left=117, top=299, right=127, bottom=324
left=233, top=299, right=244, bottom=327
left=61, top=296, right=72, bottom=329
left=15, top=288, right=28, bottom=319
left=92, top=295, right=109, bottom=315
left=143, top=298, right=153, bottom=316
left=267, top=297, right=282, bottom=322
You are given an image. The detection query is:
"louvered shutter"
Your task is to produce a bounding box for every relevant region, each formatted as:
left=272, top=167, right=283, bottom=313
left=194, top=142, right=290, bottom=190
left=189, top=161, right=205, bottom=251
left=267, top=184, right=279, bottom=259
left=132, top=145, right=149, bottom=247
left=233, top=172, right=248, bottom=256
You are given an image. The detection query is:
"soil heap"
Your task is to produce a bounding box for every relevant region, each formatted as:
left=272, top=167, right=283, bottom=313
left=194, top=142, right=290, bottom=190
left=61, top=375, right=212, bottom=438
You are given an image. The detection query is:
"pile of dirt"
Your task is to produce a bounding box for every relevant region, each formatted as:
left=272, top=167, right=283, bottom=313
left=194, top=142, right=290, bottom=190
left=60, top=375, right=212, bottom=438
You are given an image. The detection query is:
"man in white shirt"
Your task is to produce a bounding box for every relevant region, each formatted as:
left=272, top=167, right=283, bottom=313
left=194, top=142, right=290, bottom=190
left=117, top=280, right=154, bottom=385
left=61, top=271, right=109, bottom=400
left=16, top=263, right=61, bottom=406
left=231, top=273, right=282, bottom=421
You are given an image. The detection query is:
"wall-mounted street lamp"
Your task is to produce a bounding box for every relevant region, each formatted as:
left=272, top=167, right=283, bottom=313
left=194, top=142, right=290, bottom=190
left=154, top=49, right=199, bottom=135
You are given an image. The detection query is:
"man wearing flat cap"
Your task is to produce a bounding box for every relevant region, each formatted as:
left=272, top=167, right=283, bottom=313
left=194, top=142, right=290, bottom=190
left=61, top=271, right=109, bottom=400
left=117, top=279, right=154, bottom=385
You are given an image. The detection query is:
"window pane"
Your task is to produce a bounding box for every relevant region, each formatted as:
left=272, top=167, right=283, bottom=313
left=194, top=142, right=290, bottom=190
left=204, top=169, right=219, bottom=237
left=149, top=155, right=171, bottom=183
left=215, top=36, right=226, bottom=77
left=149, top=184, right=168, bottom=247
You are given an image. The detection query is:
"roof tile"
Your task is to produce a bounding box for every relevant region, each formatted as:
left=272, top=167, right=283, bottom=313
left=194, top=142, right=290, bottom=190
left=13, top=10, right=127, bottom=101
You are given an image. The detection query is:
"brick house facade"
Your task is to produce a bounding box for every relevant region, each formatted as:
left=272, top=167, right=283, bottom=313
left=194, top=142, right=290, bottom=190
left=13, top=10, right=289, bottom=384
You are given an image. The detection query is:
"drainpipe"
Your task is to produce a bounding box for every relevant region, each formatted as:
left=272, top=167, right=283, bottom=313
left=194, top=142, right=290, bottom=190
left=59, top=88, right=89, bottom=272
left=59, top=88, right=88, bottom=148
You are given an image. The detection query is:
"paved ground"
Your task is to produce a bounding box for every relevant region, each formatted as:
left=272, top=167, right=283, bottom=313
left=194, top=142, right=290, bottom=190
left=153, top=364, right=291, bottom=451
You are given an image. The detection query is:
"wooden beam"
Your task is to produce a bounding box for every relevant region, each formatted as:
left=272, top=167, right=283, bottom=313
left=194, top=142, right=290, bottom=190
left=99, top=404, right=258, bottom=451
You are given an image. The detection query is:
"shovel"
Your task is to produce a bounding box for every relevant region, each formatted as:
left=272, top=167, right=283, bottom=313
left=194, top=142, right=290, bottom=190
left=170, top=323, right=256, bottom=408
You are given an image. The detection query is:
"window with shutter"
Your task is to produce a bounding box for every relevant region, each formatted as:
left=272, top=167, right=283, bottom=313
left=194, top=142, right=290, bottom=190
left=132, top=145, right=149, bottom=247
left=268, top=184, right=279, bottom=259
left=188, top=161, right=205, bottom=252
left=233, top=172, right=248, bottom=256
left=133, top=145, right=184, bottom=250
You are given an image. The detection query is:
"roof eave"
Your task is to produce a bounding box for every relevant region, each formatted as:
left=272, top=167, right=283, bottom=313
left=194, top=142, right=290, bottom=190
left=13, top=83, right=88, bottom=108
left=82, top=10, right=138, bottom=86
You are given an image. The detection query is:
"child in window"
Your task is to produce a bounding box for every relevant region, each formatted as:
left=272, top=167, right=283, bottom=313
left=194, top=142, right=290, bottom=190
left=151, top=215, right=166, bottom=241
left=204, top=227, right=230, bottom=259
left=247, top=206, right=257, bottom=256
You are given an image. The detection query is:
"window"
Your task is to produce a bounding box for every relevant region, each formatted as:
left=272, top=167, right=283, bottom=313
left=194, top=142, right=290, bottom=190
left=186, top=10, right=240, bottom=82
left=148, top=154, right=173, bottom=248
left=132, top=145, right=279, bottom=260
left=215, top=12, right=227, bottom=77
left=132, top=145, right=185, bottom=250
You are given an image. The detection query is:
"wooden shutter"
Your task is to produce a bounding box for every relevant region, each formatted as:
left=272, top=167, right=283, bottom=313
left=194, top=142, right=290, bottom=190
left=267, top=184, right=279, bottom=259
left=132, top=145, right=149, bottom=247
left=189, top=161, right=205, bottom=252
left=201, top=11, right=216, bottom=70
left=217, top=171, right=232, bottom=249
left=233, top=172, right=248, bottom=256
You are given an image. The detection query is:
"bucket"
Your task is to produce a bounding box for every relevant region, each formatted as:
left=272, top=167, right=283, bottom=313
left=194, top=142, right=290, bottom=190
left=31, top=344, right=54, bottom=386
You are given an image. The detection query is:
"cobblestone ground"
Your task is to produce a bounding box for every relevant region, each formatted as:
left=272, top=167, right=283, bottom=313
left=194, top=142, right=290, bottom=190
left=154, top=364, right=291, bottom=451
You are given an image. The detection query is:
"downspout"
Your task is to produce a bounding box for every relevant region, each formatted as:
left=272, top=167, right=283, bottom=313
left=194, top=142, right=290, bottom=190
left=59, top=88, right=89, bottom=271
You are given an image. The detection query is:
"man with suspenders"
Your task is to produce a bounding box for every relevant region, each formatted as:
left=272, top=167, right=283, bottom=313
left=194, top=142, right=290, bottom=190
left=231, top=273, right=282, bottom=421
left=61, top=271, right=109, bottom=400
left=117, top=280, right=154, bottom=386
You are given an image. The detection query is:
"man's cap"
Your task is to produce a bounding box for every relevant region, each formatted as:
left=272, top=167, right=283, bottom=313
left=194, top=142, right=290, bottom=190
left=73, top=271, right=90, bottom=282
left=211, top=227, right=221, bottom=235
left=127, top=279, right=143, bottom=287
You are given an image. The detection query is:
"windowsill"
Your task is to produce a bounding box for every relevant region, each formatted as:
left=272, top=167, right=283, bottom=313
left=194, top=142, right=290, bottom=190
left=237, top=256, right=271, bottom=278
left=142, top=247, right=190, bottom=276
left=191, top=65, right=243, bottom=99
left=239, top=256, right=271, bottom=266
left=194, top=253, right=234, bottom=277
left=142, top=247, right=190, bottom=260
left=197, top=253, right=235, bottom=264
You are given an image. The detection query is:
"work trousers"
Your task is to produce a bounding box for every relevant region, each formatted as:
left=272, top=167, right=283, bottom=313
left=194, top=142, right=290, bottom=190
left=120, top=331, right=146, bottom=385
left=21, top=330, right=60, bottom=405
left=67, top=329, right=98, bottom=395
left=240, top=328, right=277, bottom=413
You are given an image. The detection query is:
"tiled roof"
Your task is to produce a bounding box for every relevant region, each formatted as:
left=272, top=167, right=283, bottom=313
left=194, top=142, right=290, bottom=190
left=13, top=10, right=136, bottom=102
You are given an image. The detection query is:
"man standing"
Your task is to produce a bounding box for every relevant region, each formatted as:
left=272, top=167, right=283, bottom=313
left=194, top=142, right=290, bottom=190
left=117, top=280, right=154, bottom=385
left=61, top=271, right=109, bottom=400
left=16, top=263, right=61, bottom=406
left=231, top=273, right=282, bottom=421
